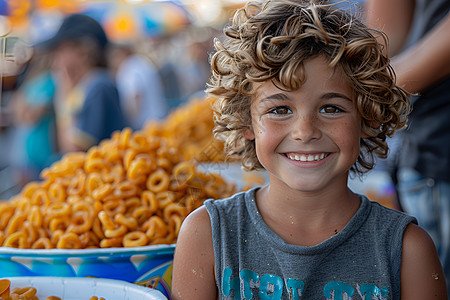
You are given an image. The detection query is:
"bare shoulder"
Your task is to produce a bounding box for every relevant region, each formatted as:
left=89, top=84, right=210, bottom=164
left=177, top=205, right=213, bottom=242
left=401, top=223, right=447, bottom=299
left=171, top=205, right=217, bottom=300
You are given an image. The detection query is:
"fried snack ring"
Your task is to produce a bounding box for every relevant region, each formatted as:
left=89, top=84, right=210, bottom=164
left=30, top=189, right=51, bottom=207
left=67, top=170, right=86, bottom=196
left=143, top=216, right=168, bottom=240
left=11, top=286, right=37, bottom=299
left=146, top=169, right=170, bottom=193
left=104, top=225, right=127, bottom=239
left=124, top=197, right=141, bottom=212
left=57, top=232, right=82, bottom=249
left=115, top=213, right=138, bottom=230
left=4, top=231, right=29, bottom=248
left=15, top=197, right=32, bottom=215
left=129, top=132, right=151, bottom=152
left=50, top=229, right=64, bottom=247
left=86, top=172, right=103, bottom=195
left=163, top=203, right=187, bottom=221
left=117, top=127, right=132, bottom=150
left=48, top=217, right=69, bottom=232
left=32, top=237, right=52, bottom=249
left=172, top=161, right=195, bottom=185
left=100, top=237, right=122, bottom=248
left=127, top=156, right=152, bottom=180
left=6, top=213, right=27, bottom=235
left=155, top=191, right=176, bottom=209
left=131, top=206, right=152, bottom=225
left=46, top=202, right=71, bottom=218
left=85, top=158, right=110, bottom=174
left=98, top=211, right=115, bottom=230
left=0, top=231, right=5, bottom=246
left=140, top=191, right=159, bottom=214
left=67, top=211, right=92, bottom=234
left=21, top=181, right=42, bottom=199
left=156, top=157, right=172, bottom=173
left=102, top=199, right=126, bottom=215
left=123, top=148, right=137, bottom=171
left=72, top=201, right=94, bottom=216
left=169, top=215, right=183, bottom=239
left=112, top=181, right=138, bottom=199
left=22, top=221, right=38, bottom=245
left=92, top=218, right=106, bottom=240
left=48, top=182, right=66, bottom=203
left=92, top=184, right=113, bottom=201
left=123, top=231, right=148, bottom=247
left=102, top=165, right=124, bottom=184
left=29, top=206, right=44, bottom=228
left=0, top=203, right=15, bottom=230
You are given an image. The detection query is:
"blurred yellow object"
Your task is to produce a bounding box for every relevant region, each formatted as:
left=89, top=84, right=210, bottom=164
left=143, top=96, right=226, bottom=163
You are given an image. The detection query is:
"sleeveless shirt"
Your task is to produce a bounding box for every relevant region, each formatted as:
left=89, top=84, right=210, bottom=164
left=205, top=188, right=417, bottom=300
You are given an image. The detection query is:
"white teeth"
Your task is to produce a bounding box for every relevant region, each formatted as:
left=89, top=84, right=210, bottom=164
left=288, top=153, right=328, bottom=162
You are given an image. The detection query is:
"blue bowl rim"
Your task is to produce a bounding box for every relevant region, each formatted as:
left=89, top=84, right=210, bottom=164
left=0, top=244, right=176, bottom=258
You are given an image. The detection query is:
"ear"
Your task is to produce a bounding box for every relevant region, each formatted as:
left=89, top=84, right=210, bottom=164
left=242, top=126, right=255, bottom=140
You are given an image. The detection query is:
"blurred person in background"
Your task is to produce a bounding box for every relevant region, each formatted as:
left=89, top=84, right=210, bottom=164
left=8, top=49, right=57, bottom=184
left=107, top=43, right=168, bottom=130
left=152, top=28, right=213, bottom=110
left=366, top=0, right=450, bottom=293
left=38, top=13, right=128, bottom=153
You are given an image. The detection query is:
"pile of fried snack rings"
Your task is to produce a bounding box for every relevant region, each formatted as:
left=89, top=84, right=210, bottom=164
left=0, top=97, right=237, bottom=249
left=1, top=283, right=104, bottom=300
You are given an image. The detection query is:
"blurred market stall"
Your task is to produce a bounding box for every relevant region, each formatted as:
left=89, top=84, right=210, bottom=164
left=81, top=0, right=192, bottom=42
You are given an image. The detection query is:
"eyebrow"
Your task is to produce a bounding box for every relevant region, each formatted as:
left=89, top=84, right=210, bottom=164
left=322, top=92, right=353, bottom=102
left=258, top=93, right=290, bottom=103
left=259, top=92, right=353, bottom=103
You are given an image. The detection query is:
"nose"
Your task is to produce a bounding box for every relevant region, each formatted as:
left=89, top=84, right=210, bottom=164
left=291, top=114, right=321, bottom=143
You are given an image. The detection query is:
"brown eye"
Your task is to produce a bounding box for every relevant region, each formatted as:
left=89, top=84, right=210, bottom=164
left=270, top=106, right=292, bottom=115
left=321, top=105, right=343, bottom=114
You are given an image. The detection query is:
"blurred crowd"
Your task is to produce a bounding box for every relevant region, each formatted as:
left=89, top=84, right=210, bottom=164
left=0, top=10, right=218, bottom=198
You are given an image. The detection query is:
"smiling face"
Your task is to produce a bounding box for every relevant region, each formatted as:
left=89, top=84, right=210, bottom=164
left=244, top=56, right=363, bottom=193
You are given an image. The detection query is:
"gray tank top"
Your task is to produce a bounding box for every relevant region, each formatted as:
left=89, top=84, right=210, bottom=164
left=205, top=188, right=417, bottom=299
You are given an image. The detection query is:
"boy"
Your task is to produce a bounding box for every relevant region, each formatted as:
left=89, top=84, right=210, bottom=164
left=172, top=0, right=447, bottom=299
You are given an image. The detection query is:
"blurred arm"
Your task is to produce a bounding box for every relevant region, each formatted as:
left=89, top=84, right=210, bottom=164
left=365, top=0, right=415, bottom=56
left=366, top=0, right=450, bottom=93
left=390, top=13, right=450, bottom=93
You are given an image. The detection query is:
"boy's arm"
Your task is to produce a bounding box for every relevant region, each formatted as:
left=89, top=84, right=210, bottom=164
left=171, top=206, right=217, bottom=300
left=401, top=223, right=447, bottom=299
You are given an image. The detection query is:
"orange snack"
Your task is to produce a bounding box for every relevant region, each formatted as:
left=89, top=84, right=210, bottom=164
left=0, top=97, right=236, bottom=249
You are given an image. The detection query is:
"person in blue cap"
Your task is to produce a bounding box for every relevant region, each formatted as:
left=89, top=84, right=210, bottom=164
left=38, top=13, right=129, bottom=153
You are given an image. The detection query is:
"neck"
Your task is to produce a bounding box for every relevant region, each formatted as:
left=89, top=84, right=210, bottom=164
left=255, top=178, right=361, bottom=246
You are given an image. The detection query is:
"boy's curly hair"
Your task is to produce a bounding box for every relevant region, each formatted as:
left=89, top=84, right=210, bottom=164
left=207, top=0, right=410, bottom=175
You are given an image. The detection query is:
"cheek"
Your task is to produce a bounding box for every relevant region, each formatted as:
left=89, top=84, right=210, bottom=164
left=335, top=121, right=362, bottom=156
left=253, top=118, right=286, bottom=142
